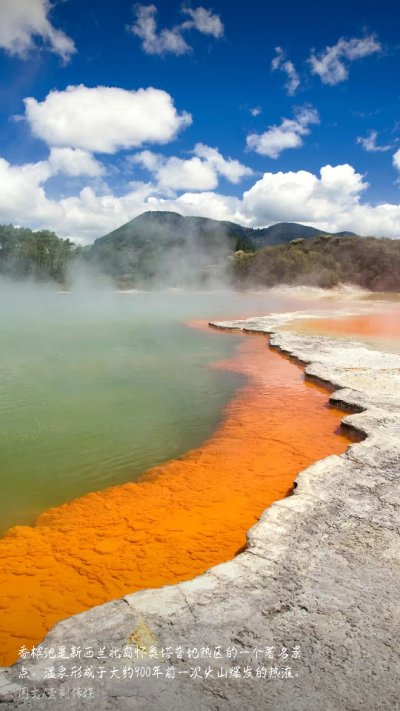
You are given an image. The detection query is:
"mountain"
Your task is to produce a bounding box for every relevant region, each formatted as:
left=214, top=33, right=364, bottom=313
left=88, top=211, right=252, bottom=273
left=87, top=211, right=251, bottom=284
left=248, top=222, right=357, bottom=248
left=86, top=211, right=358, bottom=286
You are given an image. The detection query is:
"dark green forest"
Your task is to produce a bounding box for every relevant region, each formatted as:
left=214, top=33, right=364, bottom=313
left=0, top=224, right=81, bottom=282
left=2, top=216, right=400, bottom=292
left=230, top=234, right=400, bottom=292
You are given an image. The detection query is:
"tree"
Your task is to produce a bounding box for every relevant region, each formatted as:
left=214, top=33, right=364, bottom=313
left=0, top=224, right=80, bottom=283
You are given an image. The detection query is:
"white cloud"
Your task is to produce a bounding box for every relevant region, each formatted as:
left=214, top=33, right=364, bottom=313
left=246, top=106, right=319, bottom=159
left=132, top=151, right=218, bottom=191
left=0, top=157, right=52, bottom=222
left=1, top=155, right=400, bottom=244
left=393, top=149, right=400, bottom=171
left=49, top=148, right=105, bottom=177
left=270, top=46, right=284, bottom=71
left=24, top=85, right=192, bottom=153
left=308, top=35, right=381, bottom=85
left=0, top=0, right=76, bottom=62
left=0, top=153, right=156, bottom=243
left=357, top=130, right=392, bottom=153
left=127, top=4, right=223, bottom=56
left=52, top=183, right=157, bottom=243
left=131, top=144, right=253, bottom=191
left=250, top=107, right=262, bottom=117
left=158, top=157, right=216, bottom=191
left=0, top=149, right=105, bottom=228
left=157, top=164, right=400, bottom=239
left=193, top=144, right=253, bottom=183
left=271, top=47, right=300, bottom=96
left=148, top=191, right=243, bottom=223
left=241, top=164, right=368, bottom=225
left=180, top=7, right=224, bottom=38
left=128, top=4, right=190, bottom=55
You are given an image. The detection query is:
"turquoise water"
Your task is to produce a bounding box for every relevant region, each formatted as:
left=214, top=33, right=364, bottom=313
left=0, top=288, right=292, bottom=533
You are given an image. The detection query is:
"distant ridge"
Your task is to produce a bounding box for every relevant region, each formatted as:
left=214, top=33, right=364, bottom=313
left=248, top=221, right=358, bottom=248
left=87, top=211, right=358, bottom=283
left=93, top=211, right=357, bottom=250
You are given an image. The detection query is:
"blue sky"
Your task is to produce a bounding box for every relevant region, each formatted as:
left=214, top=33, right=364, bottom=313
left=0, top=0, right=399, bottom=243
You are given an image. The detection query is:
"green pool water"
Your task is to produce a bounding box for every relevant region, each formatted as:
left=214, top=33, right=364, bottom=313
left=0, top=287, right=293, bottom=534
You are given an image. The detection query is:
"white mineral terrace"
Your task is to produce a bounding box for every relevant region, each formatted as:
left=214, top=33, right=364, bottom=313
left=1, top=311, right=399, bottom=710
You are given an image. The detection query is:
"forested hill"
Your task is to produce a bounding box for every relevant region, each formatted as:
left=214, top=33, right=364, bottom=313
left=0, top=224, right=80, bottom=283
left=87, top=210, right=356, bottom=281
left=87, top=211, right=254, bottom=279
left=2, top=213, right=383, bottom=290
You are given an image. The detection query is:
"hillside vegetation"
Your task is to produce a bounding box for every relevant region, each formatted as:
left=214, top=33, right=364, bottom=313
left=231, top=234, right=400, bottom=291
left=87, top=211, right=254, bottom=285
left=2, top=213, right=399, bottom=292
left=86, top=211, right=356, bottom=287
left=0, top=224, right=80, bottom=283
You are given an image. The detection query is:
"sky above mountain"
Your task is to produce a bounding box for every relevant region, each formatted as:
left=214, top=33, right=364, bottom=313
left=0, top=0, right=399, bottom=244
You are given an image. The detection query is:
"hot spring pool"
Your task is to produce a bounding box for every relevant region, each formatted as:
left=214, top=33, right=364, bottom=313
left=0, top=287, right=298, bottom=533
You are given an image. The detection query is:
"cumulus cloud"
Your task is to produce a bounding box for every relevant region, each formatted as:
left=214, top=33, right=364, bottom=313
left=0, top=157, right=53, bottom=222
left=164, top=164, right=400, bottom=239
left=241, top=164, right=368, bottom=225
left=250, top=107, right=262, bottom=117
left=357, top=130, right=392, bottom=153
left=0, top=149, right=105, bottom=228
left=393, top=149, right=400, bottom=171
left=49, top=148, right=105, bottom=177
left=271, top=47, right=300, bottom=96
left=24, top=85, right=192, bottom=153
left=148, top=190, right=243, bottom=223
left=127, top=4, right=223, bottom=56
left=246, top=105, right=319, bottom=159
left=132, top=151, right=218, bottom=191
left=193, top=144, right=253, bottom=183
left=308, top=35, right=381, bottom=85
left=2, top=152, right=400, bottom=244
left=0, top=153, right=155, bottom=243
left=0, top=0, right=76, bottom=62
left=131, top=144, right=253, bottom=192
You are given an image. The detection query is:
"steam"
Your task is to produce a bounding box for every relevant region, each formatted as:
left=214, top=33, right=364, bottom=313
left=0, top=263, right=118, bottom=330
left=87, top=212, right=240, bottom=291
left=64, top=260, right=115, bottom=293
left=137, top=226, right=234, bottom=290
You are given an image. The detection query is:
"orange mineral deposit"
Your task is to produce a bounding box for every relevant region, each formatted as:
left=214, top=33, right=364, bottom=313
left=302, top=312, right=400, bottom=339
left=0, top=329, right=359, bottom=666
